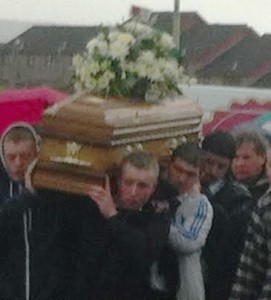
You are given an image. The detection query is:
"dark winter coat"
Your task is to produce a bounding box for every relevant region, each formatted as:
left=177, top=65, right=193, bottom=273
left=245, top=172, right=269, bottom=201
left=202, top=180, right=254, bottom=300
left=0, top=166, right=25, bottom=206
left=0, top=187, right=170, bottom=300
left=0, top=189, right=105, bottom=300
left=94, top=204, right=170, bottom=300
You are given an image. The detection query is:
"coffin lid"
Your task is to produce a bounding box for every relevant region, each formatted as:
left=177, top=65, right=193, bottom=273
left=43, top=93, right=203, bottom=146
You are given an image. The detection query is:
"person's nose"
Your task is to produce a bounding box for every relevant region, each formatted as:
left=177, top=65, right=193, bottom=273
left=234, top=158, right=244, bottom=167
left=210, top=164, right=219, bottom=176
left=14, top=155, right=23, bottom=167
left=129, top=183, right=138, bottom=196
left=177, top=172, right=188, bottom=184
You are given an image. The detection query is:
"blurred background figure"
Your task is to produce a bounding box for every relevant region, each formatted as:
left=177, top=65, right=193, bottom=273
left=232, top=128, right=269, bottom=200
left=0, top=122, right=39, bottom=205
left=230, top=141, right=271, bottom=300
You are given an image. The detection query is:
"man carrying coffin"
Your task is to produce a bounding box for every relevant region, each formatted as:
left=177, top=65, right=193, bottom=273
left=0, top=122, right=39, bottom=205
left=88, top=151, right=171, bottom=300
left=0, top=151, right=170, bottom=300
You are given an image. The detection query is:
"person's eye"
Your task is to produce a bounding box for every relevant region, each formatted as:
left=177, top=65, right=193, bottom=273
left=123, top=179, right=134, bottom=186
left=138, top=182, right=148, bottom=189
left=6, top=155, right=15, bottom=161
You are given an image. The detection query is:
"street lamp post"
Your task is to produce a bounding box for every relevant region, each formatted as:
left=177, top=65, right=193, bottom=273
left=173, top=0, right=180, bottom=50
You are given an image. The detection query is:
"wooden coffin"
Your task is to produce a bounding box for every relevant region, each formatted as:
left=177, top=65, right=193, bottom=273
left=31, top=94, right=202, bottom=195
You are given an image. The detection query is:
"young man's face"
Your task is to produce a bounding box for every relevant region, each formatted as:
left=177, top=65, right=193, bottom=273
left=232, top=143, right=265, bottom=182
left=200, top=151, right=231, bottom=186
left=168, top=157, right=199, bottom=194
left=117, top=162, right=157, bottom=210
left=3, top=139, right=37, bottom=181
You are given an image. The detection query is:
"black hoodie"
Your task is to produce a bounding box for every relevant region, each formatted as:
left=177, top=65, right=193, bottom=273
left=0, top=185, right=171, bottom=300
left=0, top=189, right=105, bottom=300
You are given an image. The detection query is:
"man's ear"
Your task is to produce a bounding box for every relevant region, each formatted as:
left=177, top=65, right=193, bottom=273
left=107, top=165, right=121, bottom=197
left=260, top=154, right=267, bottom=167
left=151, top=182, right=158, bottom=195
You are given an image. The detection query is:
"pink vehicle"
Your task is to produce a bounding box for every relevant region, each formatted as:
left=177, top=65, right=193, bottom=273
left=0, top=86, right=68, bottom=137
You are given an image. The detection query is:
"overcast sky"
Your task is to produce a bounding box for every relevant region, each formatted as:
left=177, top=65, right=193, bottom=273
left=0, top=0, right=271, bottom=43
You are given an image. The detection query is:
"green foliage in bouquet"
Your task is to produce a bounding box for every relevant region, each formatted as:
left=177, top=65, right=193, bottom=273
left=73, top=22, right=189, bottom=102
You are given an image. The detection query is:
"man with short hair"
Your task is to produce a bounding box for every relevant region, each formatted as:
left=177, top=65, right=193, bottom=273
left=232, top=129, right=269, bottom=200
left=201, top=131, right=253, bottom=300
left=89, top=151, right=160, bottom=215
left=230, top=148, right=271, bottom=300
left=0, top=122, right=39, bottom=204
left=88, top=151, right=171, bottom=300
left=157, top=142, right=213, bottom=300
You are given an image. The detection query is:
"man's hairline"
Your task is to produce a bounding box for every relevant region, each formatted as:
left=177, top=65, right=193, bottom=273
left=171, top=156, right=200, bottom=173
left=237, top=141, right=266, bottom=156
left=202, top=149, right=232, bottom=163
left=121, top=161, right=159, bottom=181
left=3, top=138, right=37, bottom=154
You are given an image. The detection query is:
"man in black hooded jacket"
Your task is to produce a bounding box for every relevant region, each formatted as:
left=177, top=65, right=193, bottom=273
left=0, top=122, right=39, bottom=205
left=0, top=189, right=105, bottom=300
left=201, top=131, right=254, bottom=300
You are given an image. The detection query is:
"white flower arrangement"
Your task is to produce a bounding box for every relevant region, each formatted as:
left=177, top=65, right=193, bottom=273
left=73, top=22, right=189, bottom=102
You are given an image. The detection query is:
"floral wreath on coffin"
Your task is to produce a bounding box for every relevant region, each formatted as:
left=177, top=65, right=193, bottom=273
left=72, top=22, right=191, bottom=102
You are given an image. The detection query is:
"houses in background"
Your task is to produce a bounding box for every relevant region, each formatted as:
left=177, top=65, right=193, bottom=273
left=0, top=12, right=271, bottom=90
left=149, top=12, right=271, bottom=87
left=0, top=25, right=109, bottom=89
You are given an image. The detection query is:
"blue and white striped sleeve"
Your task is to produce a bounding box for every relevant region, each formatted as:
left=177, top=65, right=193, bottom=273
left=169, top=194, right=213, bottom=254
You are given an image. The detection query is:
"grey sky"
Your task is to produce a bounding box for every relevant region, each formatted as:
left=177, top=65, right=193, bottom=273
left=0, top=0, right=270, bottom=43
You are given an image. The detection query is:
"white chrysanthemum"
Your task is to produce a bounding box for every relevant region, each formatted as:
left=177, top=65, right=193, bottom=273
left=137, top=50, right=156, bottom=64
left=123, top=61, right=139, bottom=75
left=108, top=32, right=135, bottom=60
left=134, top=62, right=147, bottom=78
left=97, top=60, right=110, bottom=71
left=72, top=54, right=83, bottom=69
left=123, top=22, right=154, bottom=36
left=124, top=51, right=156, bottom=78
left=86, top=37, right=109, bottom=56
left=109, top=42, right=129, bottom=60
left=158, top=33, right=175, bottom=49
left=73, top=21, right=190, bottom=101
left=158, top=59, right=179, bottom=81
left=135, top=51, right=162, bottom=81
left=108, top=32, right=135, bottom=44
left=84, top=77, right=97, bottom=91
left=96, top=70, right=115, bottom=91
left=78, top=63, right=89, bottom=82
left=87, top=61, right=102, bottom=75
